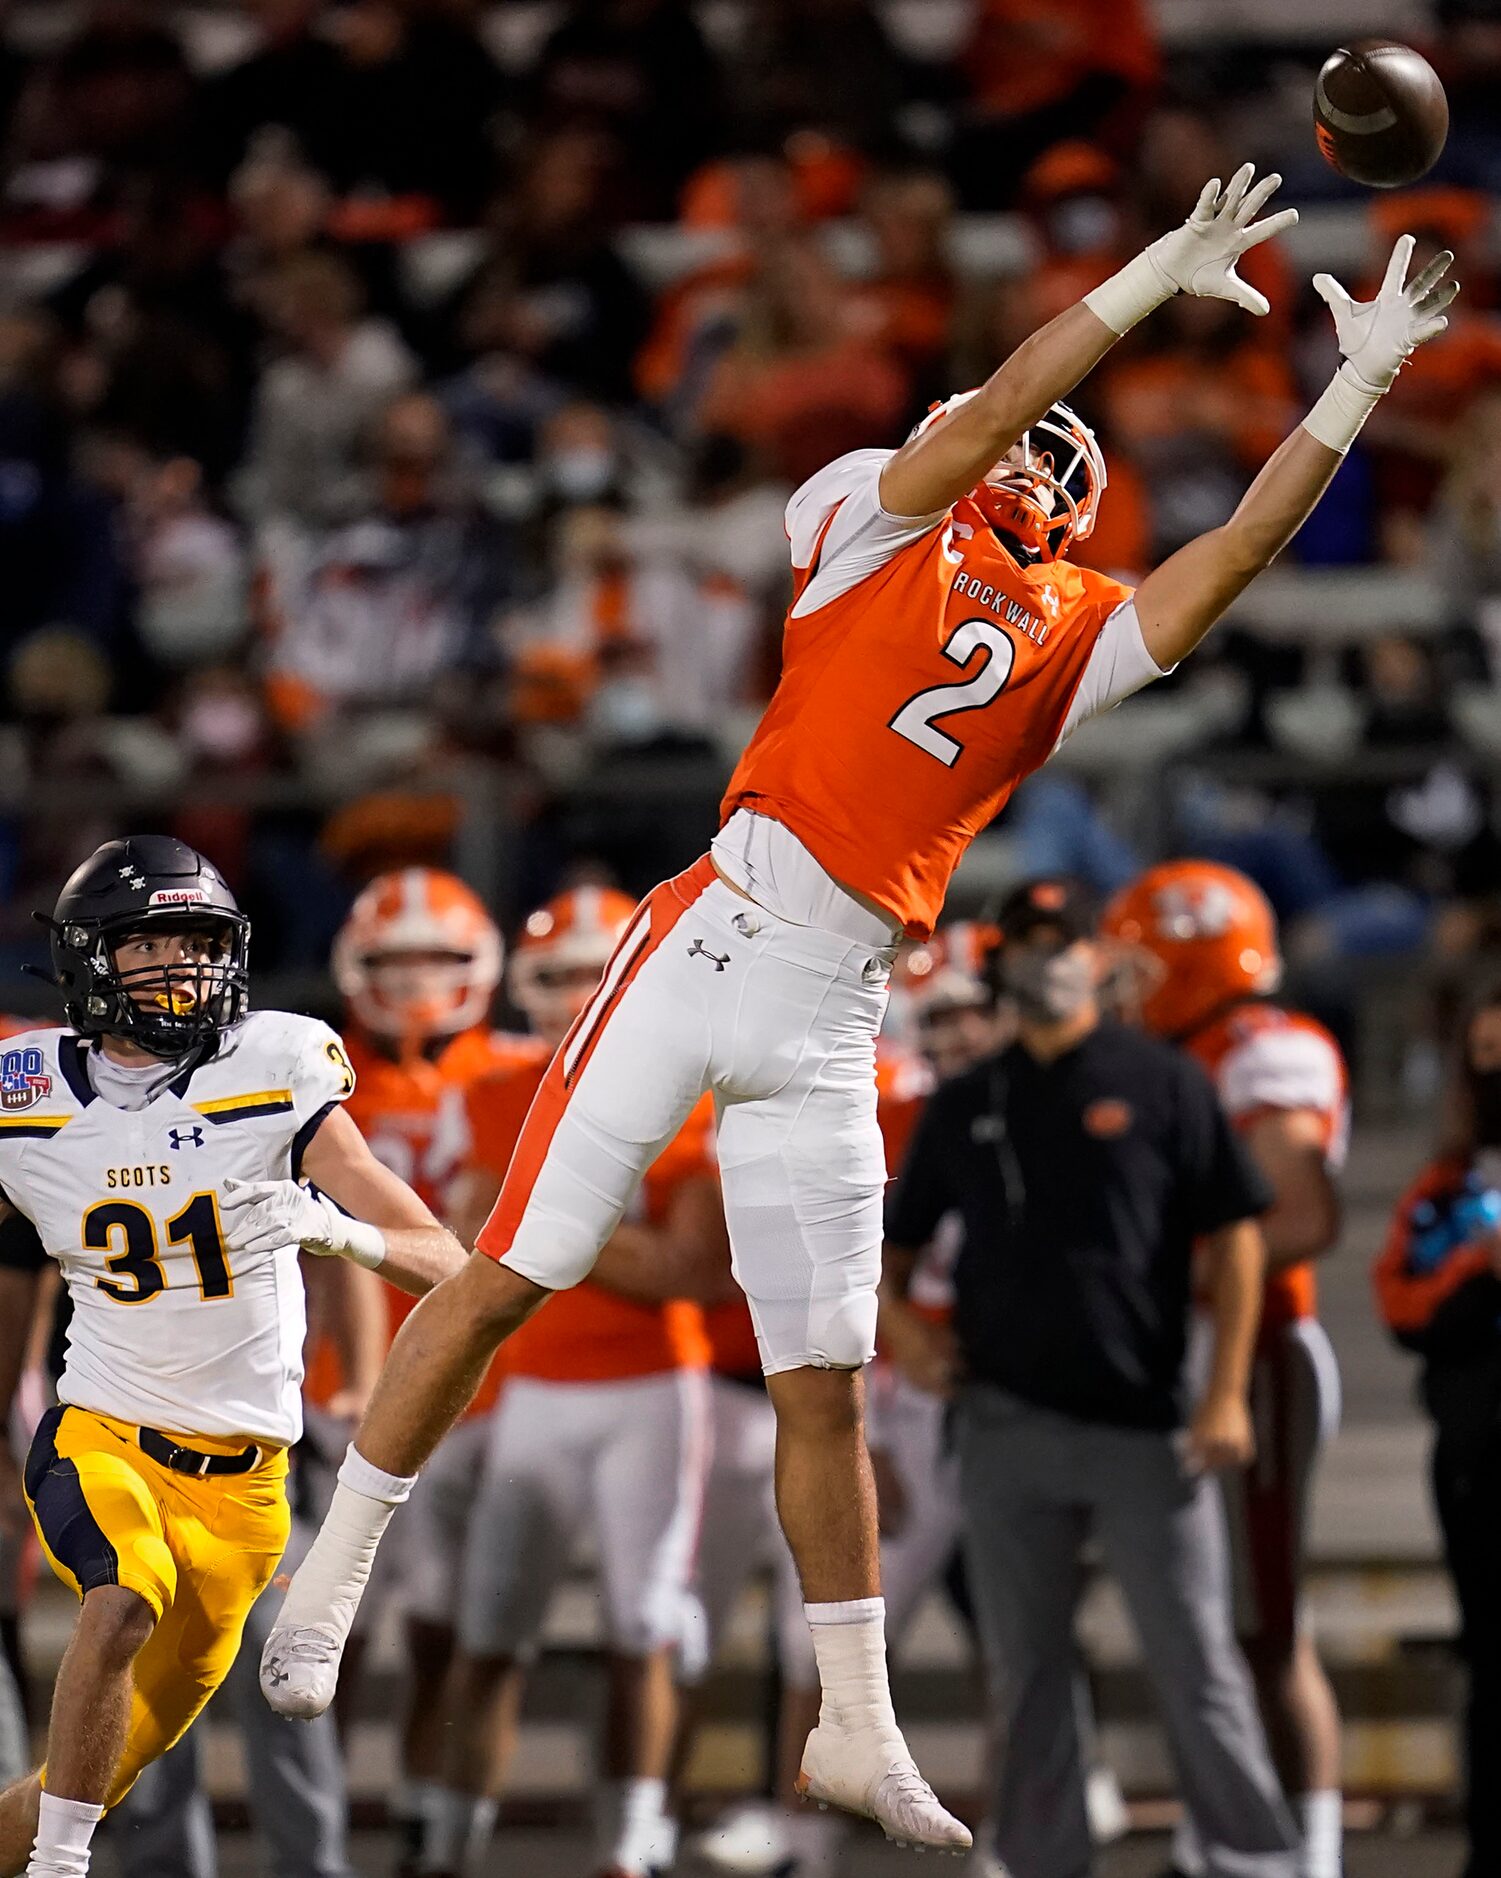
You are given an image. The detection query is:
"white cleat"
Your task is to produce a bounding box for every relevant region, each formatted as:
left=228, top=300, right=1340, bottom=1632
left=688, top=1802, right=790, bottom=1874
left=796, top=1724, right=972, bottom=1854
left=259, top=1621, right=345, bottom=1718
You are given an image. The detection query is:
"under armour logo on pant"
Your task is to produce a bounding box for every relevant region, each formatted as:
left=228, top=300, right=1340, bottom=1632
left=687, top=938, right=730, bottom=971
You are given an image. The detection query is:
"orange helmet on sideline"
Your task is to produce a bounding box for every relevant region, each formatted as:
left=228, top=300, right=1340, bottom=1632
left=510, top=884, right=637, bottom=1041
left=333, top=868, right=502, bottom=1043
left=1103, top=860, right=1280, bottom=1040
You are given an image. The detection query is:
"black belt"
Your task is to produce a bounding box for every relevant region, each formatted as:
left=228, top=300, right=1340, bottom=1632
left=138, top=1427, right=261, bottom=1478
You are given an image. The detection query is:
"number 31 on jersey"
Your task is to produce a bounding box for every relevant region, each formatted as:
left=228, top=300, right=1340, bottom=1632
left=85, top=1191, right=233, bottom=1304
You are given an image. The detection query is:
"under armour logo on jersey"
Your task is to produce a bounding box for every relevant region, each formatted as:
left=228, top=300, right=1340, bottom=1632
left=687, top=938, right=730, bottom=971
left=168, top=1126, right=205, bottom=1150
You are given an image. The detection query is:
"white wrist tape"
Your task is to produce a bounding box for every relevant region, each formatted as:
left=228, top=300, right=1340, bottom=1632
left=1301, top=361, right=1384, bottom=455
left=1083, top=249, right=1175, bottom=335
left=337, top=1216, right=387, bottom=1270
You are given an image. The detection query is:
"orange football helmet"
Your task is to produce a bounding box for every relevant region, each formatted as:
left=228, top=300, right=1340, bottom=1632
left=1103, top=860, right=1280, bottom=1040
left=910, top=392, right=1107, bottom=561
left=510, top=884, right=637, bottom=1043
left=333, top=868, right=502, bottom=1043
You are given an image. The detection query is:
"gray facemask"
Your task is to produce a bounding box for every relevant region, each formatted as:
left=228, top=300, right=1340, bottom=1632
left=1002, top=944, right=1096, bottom=1023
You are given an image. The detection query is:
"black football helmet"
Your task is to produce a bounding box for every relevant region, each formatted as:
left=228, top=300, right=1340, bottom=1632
left=37, top=836, right=251, bottom=1058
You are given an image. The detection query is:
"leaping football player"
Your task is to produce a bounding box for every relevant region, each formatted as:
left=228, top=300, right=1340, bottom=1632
left=265, top=167, right=1456, bottom=1849
left=0, top=837, right=466, bottom=1878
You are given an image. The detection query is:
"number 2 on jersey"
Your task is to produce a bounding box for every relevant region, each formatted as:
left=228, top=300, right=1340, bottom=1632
left=889, top=618, right=1016, bottom=767
left=86, top=1191, right=233, bottom=1304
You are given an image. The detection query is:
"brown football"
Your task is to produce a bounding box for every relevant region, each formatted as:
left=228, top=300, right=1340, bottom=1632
left=1314, top=39, right=1448, bottom=188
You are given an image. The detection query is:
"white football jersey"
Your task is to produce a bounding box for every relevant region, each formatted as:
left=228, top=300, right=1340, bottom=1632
left=0, top=1010, right=356, bottom=1445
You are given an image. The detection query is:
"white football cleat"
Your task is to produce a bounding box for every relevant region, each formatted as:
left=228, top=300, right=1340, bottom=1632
left=259, top=1621, right=345, bottom=1718
left=687, top=1801, right=790, bottom=1873
left=796, top=1724, right=972, bottom=1853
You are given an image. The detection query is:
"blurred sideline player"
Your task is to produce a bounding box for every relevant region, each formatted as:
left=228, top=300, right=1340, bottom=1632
left=417, top=888, right=717, bottom=1878
left=0, top=836, right=465, bottom=1878
left=1105, top=863, right=1347, bottom=1878
left=321, top=868, right=530, bottom=1860
left=269, top=168, right=1454, bottom=1849
left=872, top=928, right=1001, bottom=1653
left=686, top=1028, right=932, bottom=1878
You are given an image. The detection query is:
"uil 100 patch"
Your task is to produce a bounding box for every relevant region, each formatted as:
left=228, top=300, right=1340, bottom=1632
left=0, top=1046, right=52, bottom=1111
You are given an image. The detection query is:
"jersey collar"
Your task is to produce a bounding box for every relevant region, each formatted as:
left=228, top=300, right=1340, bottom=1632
left=58, top=1034, right=203, bottom=1108
left=57, top=1036, right=95, bottom=1107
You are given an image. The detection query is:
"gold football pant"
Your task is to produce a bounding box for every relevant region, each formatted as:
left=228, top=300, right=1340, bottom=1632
left=24, top=1405, right=289, bottom=1805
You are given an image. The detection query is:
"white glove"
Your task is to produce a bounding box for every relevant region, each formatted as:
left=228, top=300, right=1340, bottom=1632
left=1313, top=235, right=1459, bottom=391
left=220, top=1177, right=386, bottom=1269
left=1086, top=162, right=1297, bottom=334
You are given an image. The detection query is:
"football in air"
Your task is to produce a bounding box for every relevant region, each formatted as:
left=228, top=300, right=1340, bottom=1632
left=1314, top=39, right=1448, bottom=188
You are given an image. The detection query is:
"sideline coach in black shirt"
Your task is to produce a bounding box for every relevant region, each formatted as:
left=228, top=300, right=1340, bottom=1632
left=882, top=879, right=1297, bottom=1878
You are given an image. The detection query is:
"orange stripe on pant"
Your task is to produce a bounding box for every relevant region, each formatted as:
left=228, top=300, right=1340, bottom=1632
left=477, top=854, right=718, bottom=1266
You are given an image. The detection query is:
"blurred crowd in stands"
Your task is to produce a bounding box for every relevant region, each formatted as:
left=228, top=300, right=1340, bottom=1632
left=5, top=0, right=1501, bottom=1007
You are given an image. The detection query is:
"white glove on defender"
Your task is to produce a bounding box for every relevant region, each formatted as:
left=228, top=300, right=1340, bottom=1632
left=220, top=1177, right=386, bottom=1268
left=1313, top=234, right=1458, bottom=391
left=1086, top=162, right=1297, bottom=333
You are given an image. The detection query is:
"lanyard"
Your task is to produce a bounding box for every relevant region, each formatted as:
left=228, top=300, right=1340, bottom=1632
left=981, top=1059, right=1028, bottom=1229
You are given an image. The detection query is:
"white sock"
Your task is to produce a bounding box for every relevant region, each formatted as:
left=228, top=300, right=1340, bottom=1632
left=394, top=1778, right=434, bottom=1857
left=275, top=1447, right=415, bottom=1642
left=1171, top=1812, right=1206, bottom=1876
left=421, top=1787, right=497, bottom=1875
left=804, top=1597, right=898, bottom=1738
left=1297, top=1789, right=1343, bottom=1878
left=25, top=1792, right=104, bottom=1878
left=649, top=1812, right=680, bottom=1872
left=595, top=1777, right=667, bottom=1875
left=338, top=1445, right=416, bottom=1504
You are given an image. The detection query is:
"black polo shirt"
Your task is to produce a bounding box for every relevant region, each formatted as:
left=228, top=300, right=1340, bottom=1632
left=886, top=1018, right=1272, bottom=1431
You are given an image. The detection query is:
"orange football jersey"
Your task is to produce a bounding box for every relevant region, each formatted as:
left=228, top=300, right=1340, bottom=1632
left=467, top=1061, right=713, bottom=1384
left=304, top=1025, right=541, bottom=1412
left=1185, top=1002, right=1349, bottom=1334
left=343, top=1026, right=543, bottom=1211
left=721, top=455, right=1137, bottom=938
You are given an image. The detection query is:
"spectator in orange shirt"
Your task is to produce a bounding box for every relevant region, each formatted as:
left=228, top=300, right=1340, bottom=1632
left=1018, top=141, right=1136, bottom=328
left=1098, top=296, right=1299, bottom=556
left=694, top=236, right=910, bottom=484
left=952, top=0, right=1159, bottom=208
left=1135, top=109, right=1293, bottom=342
left=847, top=169, right=959, bottom=409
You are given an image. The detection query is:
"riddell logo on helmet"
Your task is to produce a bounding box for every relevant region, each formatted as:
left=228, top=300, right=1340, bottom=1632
left=148, top=889, right=210, bottom=906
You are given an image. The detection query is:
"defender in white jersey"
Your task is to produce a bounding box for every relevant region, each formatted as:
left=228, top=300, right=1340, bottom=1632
left=0, top=837, right=465, bottom=1878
